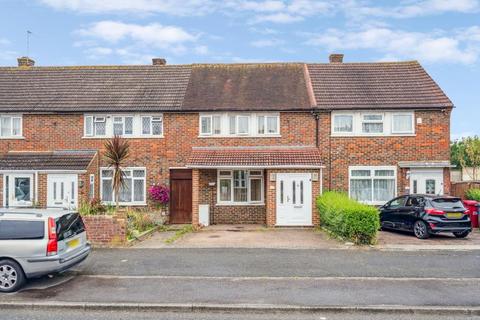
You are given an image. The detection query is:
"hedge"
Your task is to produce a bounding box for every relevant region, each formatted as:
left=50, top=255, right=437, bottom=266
left=465, top=188, right=480, bottom=201
left=316, top=191, right=380, bottom=245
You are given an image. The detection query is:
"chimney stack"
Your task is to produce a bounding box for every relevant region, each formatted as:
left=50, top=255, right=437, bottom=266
left=152, top=58, right=167, bottom=66
left=329, top=53, right=344, bottom=63
left=17, top=56, right=35, bottom=67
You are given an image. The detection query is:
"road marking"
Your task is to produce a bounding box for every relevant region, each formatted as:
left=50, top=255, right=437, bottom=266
left=80, top=275, right=480, bottom=282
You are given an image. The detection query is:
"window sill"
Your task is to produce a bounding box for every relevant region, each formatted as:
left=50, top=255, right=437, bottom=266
left=0, top=136, right=25, bottom=140
left=331, top=133, right=416, bottom=137
left=216, top=202, right=265, bottom=206
left=198, top=134, right=281, bottom=138
left=82, top=136, right=164, bottom=139
left=101, top=202, right=147, bottom=206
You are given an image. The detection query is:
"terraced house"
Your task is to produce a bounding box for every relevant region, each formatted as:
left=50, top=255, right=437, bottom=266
left=0, top=54, right=452, bottom=227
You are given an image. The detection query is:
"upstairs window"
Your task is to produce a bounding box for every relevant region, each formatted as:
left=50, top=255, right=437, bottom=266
left=0, top=115, right=22, bottom=138
left=361, top=114, right=384, bottom=134
left=392, top=114, right=414, bottom=134
left=199, top=113, right=279, bottom=137
left=333, top=115, right=353, bottom=133
left=331, top=111, right=414, bottom=136
left=84, top=114, right=163, bottom=138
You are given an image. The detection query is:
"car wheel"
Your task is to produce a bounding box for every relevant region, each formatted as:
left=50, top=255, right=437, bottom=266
left=453, top=230, right=470, bottom=238
left=0, top=259, right=26, bottom=293
left=413, top=220, right=430, bottom=239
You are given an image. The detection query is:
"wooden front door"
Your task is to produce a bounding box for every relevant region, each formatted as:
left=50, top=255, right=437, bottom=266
left=169, top=169, right=193, bottom=224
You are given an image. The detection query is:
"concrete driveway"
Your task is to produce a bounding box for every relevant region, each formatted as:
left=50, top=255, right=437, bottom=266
left=134, top=224, right=480, bottom=250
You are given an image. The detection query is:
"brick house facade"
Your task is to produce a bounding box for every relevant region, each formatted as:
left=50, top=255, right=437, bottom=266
left=0, top=55, right=453, bottom=227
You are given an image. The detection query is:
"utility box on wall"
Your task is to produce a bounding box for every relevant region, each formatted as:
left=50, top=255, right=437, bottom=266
left=199, top=204, right=210, bottom=226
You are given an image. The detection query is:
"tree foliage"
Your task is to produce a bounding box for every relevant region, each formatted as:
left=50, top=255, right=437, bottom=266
left=103, top=135, right=130, bottom=209
left=451, top=136, right=480, bottom=179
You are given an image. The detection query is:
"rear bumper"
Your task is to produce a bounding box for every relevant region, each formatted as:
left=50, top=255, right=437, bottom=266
left=24, top=244, right=91, bottom=278
left=426, top=217, right=472, bottom=234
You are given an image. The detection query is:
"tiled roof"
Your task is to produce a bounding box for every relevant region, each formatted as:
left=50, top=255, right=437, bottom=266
left=0, top=150, right=97, bottom=170
left=0, top=65, right=191, bottom=112
left=307, top=61, right=453, bottom=109
left=187, top=146, right=323, bottom=168
left=181, top=63, right=312, bottom=111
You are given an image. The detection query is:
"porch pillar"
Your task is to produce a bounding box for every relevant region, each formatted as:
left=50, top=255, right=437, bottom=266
left=192, top=168, right=200, bottom=226
left=265, top=169, right=276, bottom=227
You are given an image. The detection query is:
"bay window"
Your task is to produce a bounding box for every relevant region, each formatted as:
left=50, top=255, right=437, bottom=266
left=0, top=115, right=22, bottom=138
left=349, top=166, right=396, bottom=205
left=217, top=169, right=264, bottom=204
left=100, top=168, right=146, bottom=205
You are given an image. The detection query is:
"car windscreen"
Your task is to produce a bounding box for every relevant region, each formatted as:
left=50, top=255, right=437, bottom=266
left=0, top=220, right=45, bottom=240
left=430, top=198, right=465, bottom=210
left=56, top=213, right=86, bottom=241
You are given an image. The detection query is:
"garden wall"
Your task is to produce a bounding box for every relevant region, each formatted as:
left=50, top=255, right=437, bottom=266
left=83, top=214, right=127, bottom=247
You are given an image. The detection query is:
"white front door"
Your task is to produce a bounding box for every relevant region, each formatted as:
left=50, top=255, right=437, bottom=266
left=276, top=173, right=312, bottom=226
left=47, top=174, right=78, bottom=209
left=4, top=174, right=33, bottom=207
left=410, top=169, right=444, bottom=195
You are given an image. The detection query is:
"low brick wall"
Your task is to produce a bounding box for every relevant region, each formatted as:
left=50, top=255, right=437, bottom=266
left=82, top=214, right=127, bottom=247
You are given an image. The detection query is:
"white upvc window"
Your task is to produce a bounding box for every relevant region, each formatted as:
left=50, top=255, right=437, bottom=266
left=199, top=113, right=280, bottom=137
left=331, top=111, right=415, bottom=136
left=217, top=169, right=264, bottom=205
left=89, top=174, right=95, bottom=200
left=100, top=167, right=146, bottom=205
left=361, top=114, right=384, bottom=134
left=392, top=113, right=414, bottom=134
left=84, top=114, right=163, bottom=138
left=141, top=115, right=163, bottom=136
left=349, top=166, right=397, bottom=205
left=333, top=114, right=353, bottom=133
left=0, top=115, right=22, bottom=138
left=257, top=115, right=279, bottom=135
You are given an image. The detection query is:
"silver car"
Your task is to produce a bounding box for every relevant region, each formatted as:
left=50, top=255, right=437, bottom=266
left=0, top=209, right=91, bottom=292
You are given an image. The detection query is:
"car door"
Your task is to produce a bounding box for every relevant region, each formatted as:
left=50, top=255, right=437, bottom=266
left=381, top=196, right=407, bottom=229
left=402, top=196, right=424, bottom=231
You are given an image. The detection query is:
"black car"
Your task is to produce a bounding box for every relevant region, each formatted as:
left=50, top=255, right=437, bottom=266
left=379, top=194, right=472, bottom=239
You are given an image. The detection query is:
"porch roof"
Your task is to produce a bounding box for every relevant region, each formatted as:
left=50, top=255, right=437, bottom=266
left=187, top=146, right=324, bottom=168
left=0, top=150, right=97, bottom=171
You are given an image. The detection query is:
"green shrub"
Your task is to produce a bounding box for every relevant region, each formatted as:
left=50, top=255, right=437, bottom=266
left=465, top=188, right=480, bottom=201
left=126, top=210, right=160, bottom=239
left=78, top=198, right=107, bottom=216
left=316, top=191, right=380, bottom=245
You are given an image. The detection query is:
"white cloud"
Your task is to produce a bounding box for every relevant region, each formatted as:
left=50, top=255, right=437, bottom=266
left=233, top=1, right=286, bottom=12
left=343, top=0, right=480, bottom=19
left=306, top=26, right=480, bottom=64
left=39, top=0, right=216, bottom=16
left=0, top=38, right=10, bottom=46
left=251, top=12, right=303, bottom=23
left=194, top=45, right=209, bottom=55
left=250, top=38, right=284, bottom=47
left=77, top=21, right=196, bottom=48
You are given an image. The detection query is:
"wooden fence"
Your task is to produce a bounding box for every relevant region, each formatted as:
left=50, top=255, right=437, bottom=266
left=450, top=181, right=480, bottom=199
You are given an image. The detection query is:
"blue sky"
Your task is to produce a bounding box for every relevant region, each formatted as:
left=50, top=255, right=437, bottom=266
left=0, top=0, right=479, bottom=140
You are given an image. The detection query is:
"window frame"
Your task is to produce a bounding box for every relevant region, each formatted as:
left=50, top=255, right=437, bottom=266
left=331, top=111, right=415, bottom=137
left=216, top=169, right=264, bottom=205
left=391, top=113, right=415, bottom=134
left=0, top=114, right=23, bottom=138
left=84, top=114, right=163, bottom=138
left=256, top=114, right=280, bottom=135
left=100, top=167, right=147, bottom=206
left=348, top=166, right=397, bottom=205
left=199, top=113, right=280, bottom=137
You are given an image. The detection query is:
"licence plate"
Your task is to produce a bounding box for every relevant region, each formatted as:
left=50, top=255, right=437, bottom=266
left=67, top=238, right=80, bottom=249
left=446, top=212, right=463, bottom=219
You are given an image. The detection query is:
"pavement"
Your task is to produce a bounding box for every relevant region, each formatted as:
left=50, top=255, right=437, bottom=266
left=2, top=248, right=480, bottom=315
left=3, top=309, right=480, bottom=320
left=135, top=224, right=480, bottom=250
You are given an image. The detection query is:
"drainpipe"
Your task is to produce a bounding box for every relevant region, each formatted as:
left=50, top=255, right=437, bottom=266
left=311, top=110, right=320, bottom=147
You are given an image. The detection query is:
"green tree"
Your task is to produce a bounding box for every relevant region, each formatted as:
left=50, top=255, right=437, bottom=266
left=451, top=136, right=480, bottom=180
left=103, top=135, right=130, bottom=209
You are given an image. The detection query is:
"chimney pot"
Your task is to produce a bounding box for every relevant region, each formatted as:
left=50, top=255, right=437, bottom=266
left=329, top=53, right=344, bottom=63
left=17, top=56, right=35, bottom=67
left=152, top=58, right=167, bottom=66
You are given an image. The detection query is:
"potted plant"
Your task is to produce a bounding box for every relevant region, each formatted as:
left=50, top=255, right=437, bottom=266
left=148, top=184, right=170, bottom=215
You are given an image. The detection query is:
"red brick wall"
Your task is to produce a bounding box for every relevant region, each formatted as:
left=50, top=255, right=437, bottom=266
left=82, top=214, right=127, bottom=246
left=197, top=169, right=266, bottom=224
left=318, top=110, right=451, bottom=196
